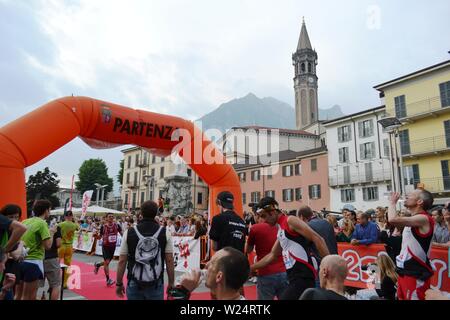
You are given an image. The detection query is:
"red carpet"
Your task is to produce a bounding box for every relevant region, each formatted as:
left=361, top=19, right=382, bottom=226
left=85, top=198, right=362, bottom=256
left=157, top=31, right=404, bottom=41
left=68, top=260, right=257, bottom=300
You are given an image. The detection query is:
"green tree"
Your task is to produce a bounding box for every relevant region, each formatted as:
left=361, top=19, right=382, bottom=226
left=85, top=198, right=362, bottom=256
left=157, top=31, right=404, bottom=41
left=26, top=167, right=60, bottom=215
left=76, top=159, right=113, bottom=201
left=117, top=159, right=124, bottom=185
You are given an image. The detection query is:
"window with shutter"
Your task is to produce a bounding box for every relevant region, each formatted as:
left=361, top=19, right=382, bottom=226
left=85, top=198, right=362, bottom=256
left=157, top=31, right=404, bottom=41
left=339, top=148, right=343, bottom=163
left=371, top=142, right=376, bottom=159
left=383, top=139, right=390, bottom=157
left=399, top=130, right=411, bottom=155
left=395, top=95, right=407, bottom=118
left=358, top=121, right=363, bottom=138
left=295, top=188, right=302, bottom=201
left=440, top=81, right=450, bottom=108
left=441, top=160, right=450, bottom=190
left=360, top=144, right=365, bottom=160
left=445, top=120, right=450, bottom=148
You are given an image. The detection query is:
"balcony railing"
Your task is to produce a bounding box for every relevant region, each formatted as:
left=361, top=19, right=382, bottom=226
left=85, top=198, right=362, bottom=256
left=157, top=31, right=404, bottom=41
left=401, top=135, right=450, bottom=157
left=137, top=160, right=148, bottom=167
left=405, top=177, right=450, bottom=193
left=387, top=95, right=450, bottom=121
left=329, top=169, right=391, bottom=187
left=126, top=182, right=139, bottom=189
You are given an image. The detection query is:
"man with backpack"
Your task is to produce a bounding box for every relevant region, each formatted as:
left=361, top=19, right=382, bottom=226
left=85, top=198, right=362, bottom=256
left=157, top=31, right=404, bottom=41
left=94, top=213, right=123, bottom=287
left=115, top=200, right=175, bottom=300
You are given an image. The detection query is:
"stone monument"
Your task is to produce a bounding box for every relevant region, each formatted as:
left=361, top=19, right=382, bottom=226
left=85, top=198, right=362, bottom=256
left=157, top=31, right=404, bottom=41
left=162, top=154, right=192, bottom=216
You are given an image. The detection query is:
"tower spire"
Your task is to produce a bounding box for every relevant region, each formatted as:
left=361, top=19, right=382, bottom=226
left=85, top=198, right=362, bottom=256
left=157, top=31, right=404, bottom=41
left=297, top=18, right=312, bottom=50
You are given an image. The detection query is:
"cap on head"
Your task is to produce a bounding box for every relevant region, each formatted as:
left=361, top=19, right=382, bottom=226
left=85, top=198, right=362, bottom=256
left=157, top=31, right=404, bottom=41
left=342, top=204, right=356, bottom=212
left=217, top=191, right=234, bottom=210
left=257, top=197, right=279, bottom=213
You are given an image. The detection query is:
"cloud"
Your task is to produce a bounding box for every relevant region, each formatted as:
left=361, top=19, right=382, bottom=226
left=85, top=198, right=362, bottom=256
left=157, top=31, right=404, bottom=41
left=1, top=0, right=449, bottom=192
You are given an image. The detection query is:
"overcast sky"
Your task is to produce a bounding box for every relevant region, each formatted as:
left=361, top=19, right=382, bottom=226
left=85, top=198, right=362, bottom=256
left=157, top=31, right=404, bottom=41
left=1, top=0, right=449, bottom=192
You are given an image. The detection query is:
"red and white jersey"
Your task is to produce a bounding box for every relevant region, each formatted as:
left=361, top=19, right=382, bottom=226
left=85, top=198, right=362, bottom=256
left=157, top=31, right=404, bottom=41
left=396, top=212, right=434, bottom=280
left=277, top=215, right=317, bottom=280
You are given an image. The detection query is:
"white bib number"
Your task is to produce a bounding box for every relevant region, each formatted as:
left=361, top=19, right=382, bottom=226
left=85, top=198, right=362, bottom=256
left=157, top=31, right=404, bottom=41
left=108, top=235, right=117, bottom=243
left=282, top=250, right=294, bottom=270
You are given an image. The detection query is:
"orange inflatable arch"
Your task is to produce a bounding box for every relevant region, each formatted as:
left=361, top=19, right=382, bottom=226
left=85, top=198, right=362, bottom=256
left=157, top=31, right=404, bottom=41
left=0, top=96, right=242, bottom=220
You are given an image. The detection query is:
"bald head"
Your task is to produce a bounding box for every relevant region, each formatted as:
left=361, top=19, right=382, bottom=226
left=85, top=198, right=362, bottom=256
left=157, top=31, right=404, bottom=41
left=319, top=255, right=348, bottom=287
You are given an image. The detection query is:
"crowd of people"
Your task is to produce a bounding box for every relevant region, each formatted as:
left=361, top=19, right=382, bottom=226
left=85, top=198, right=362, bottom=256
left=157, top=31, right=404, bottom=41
left=1, top=187, right=449, bottom=300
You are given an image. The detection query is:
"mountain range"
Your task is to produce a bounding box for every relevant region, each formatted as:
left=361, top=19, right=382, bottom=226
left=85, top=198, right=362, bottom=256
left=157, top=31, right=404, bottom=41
left=197, top=93, right=344, bottom=133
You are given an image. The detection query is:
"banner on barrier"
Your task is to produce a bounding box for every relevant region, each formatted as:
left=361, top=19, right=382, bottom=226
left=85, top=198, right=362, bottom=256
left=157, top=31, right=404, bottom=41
left=338, top=243, right=449, bottom=293
left=172, top=236, right=200, bottom=273
left=72, top=231, right=94, bottom=252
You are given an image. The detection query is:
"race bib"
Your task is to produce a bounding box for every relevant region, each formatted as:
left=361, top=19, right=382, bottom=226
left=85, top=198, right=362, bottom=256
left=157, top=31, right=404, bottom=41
left=108, top=235, right=117, bottom=243
left=282, top=250, right=294, bottom=270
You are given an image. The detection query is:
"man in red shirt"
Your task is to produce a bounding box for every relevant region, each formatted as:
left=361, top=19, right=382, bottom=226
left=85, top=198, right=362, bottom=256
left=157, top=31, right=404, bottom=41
left=247, top=199, right=287, bottom=300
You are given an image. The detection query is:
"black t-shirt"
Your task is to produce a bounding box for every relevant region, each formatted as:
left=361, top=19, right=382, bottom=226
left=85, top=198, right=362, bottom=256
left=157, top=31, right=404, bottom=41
left=209, top=211, right=247, bottom=252
left=299, top=288, right=348, bottom=300
left=376, top=276, right=397, bottom=300
left=126, top=219, right=167, bottom=281
left=45, top=226, right=62, bottom=260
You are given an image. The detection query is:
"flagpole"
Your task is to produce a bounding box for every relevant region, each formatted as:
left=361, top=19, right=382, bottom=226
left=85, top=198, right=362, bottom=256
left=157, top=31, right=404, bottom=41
left=69, top=175, right=74, bottom=210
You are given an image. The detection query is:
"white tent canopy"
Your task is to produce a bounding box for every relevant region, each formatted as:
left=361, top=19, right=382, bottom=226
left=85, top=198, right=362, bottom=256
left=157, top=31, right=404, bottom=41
left=51, top=205, right=126, bottom=216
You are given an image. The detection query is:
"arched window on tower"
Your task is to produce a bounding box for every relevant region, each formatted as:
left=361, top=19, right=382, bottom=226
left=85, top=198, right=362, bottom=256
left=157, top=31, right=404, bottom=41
left=301, top=63, right=305, bottom=73
left=308, top=62, right=312, bottom=73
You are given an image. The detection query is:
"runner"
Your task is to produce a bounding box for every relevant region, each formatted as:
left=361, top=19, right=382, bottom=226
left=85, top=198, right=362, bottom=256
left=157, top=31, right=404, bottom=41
left=94, top=213, right=122, bottom=287
left=58, top=210, right=79, bottom=289
left=250, top=197, right=329, bottom=300
left=388, top=190, right=435, bottom=300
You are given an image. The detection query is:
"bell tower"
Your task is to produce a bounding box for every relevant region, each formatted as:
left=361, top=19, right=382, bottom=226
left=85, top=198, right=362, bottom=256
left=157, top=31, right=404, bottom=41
left=293, top=18, right=318, bottom=130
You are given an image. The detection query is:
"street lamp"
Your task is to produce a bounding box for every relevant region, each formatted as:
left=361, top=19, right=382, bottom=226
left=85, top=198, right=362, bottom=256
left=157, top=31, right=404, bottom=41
left=143, top=175, right=155, bottom=202
left=378, top=117, right=404, bottom=195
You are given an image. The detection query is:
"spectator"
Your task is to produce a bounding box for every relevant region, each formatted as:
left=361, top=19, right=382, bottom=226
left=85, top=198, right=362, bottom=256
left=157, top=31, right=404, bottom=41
left=244, top=211, right=256, bottom=227
left=188, top=218, right=196, bottom=236
left=116, top=200, right=175, bottom=300
left=338, top=204, right=356, bottom=228
left=326, top=215, right=339, bottom=235
left=58, top=211, right=79, bottom=288
left=176, top=247, right=250, bottom=300
left=42, top=224, right=62, bottom=300
left=379, top=222, right=403, bottom=263
left=336, top=219, right=355, bottom=243
left=174, top=220, right=181, bottom=233
left=209, top=191, right=247, bottom=253
left=0, top=205, right=27, bottom=254
left=177, top=218, right=190, bottom=235
left=166, top=216, right=176, bottom=235
left=0, top=247, right=16, bottom=300
left=246, top=201, right=288, bottom=300
left=0, top=204, right=27, bottom=300
left=17, top=200, right=56, bottom=300
left=431, top=207, right=449, bottom=244
left=299, top=255, right=348, bottom=300
left=350, top=212, right=379, bottom=246
left=298, top=206, right=338, bottom=256
left=376, top=206, right=388, bottom=231
left=193, top=220, right=207, bottom=240
left=375, top=254, right=398, bottom=300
